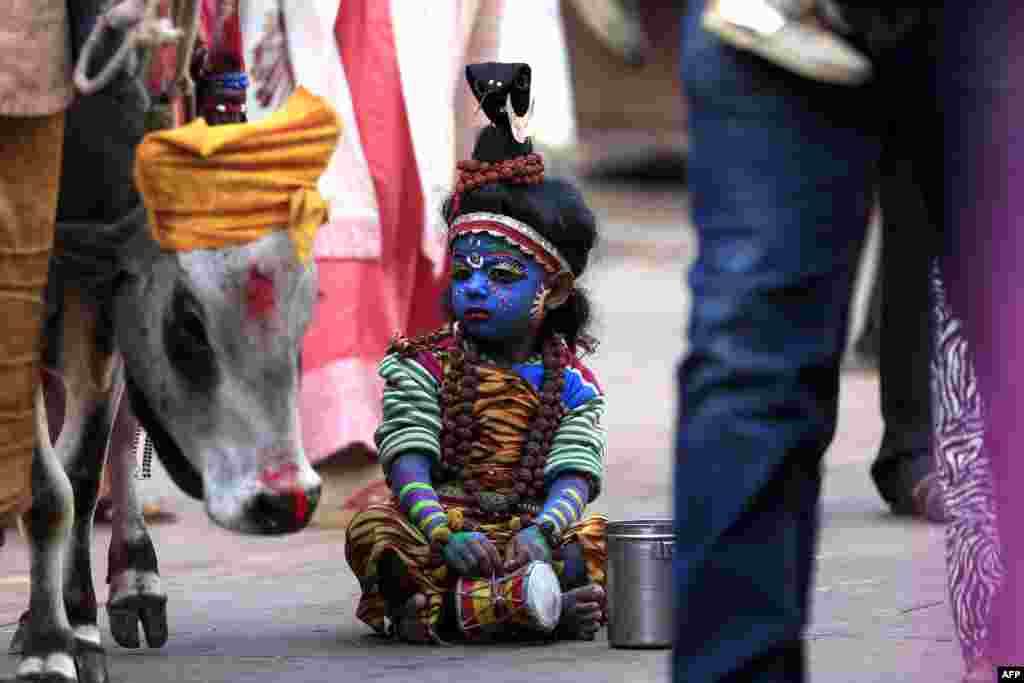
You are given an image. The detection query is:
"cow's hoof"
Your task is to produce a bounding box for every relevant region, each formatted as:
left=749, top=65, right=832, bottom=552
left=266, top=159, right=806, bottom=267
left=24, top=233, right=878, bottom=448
left=107, top=592, right=168, bottom=649
left=72, top=639, right=109, bottom=683
left=9, top=611, right=28, bottom=654
left=15, top=651, right=77, bottom=682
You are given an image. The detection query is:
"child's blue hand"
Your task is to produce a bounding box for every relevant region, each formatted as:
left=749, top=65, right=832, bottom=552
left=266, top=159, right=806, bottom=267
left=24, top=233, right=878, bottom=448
left=443, top=531, right=503, bottom=577
left=503, top=525, right=552, bottom=574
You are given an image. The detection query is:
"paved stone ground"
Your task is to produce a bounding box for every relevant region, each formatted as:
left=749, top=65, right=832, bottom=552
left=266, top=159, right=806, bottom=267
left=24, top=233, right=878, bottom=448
left=0, top=182, right=961, bottom=682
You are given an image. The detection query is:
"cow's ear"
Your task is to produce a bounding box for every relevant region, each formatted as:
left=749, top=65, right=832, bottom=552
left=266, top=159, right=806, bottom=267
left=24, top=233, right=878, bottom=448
left=110, top=269, right=134, bottom=296
left=117, top=205, right=163, bottom=275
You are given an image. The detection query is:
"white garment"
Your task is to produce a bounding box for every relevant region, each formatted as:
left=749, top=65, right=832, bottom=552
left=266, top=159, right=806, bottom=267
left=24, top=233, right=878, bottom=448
left=497, top=0, right=576, bottom=149
left=239, top=0, right=505, bottom=271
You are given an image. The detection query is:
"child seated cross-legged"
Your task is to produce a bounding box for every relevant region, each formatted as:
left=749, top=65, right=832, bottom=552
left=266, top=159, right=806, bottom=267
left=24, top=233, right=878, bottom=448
left=345, top=62, right=609, bottom=645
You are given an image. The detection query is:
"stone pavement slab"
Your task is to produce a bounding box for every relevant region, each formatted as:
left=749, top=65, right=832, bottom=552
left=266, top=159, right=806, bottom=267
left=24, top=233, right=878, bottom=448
left=0, top=185, right=959, bottom=682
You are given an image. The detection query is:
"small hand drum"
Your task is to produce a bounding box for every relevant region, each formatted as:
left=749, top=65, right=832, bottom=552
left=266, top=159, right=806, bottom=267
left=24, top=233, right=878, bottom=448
left=456, top=561, right=562, bottom=637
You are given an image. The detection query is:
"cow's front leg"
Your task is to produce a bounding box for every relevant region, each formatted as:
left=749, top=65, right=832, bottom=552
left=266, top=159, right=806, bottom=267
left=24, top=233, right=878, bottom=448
left=17, top=287, right=116, bottom=683
left=60, top=380, right=118, bottom=683
left=15, top=389, right=78, bottom=683
left=105, top=374, right=167, bottom=650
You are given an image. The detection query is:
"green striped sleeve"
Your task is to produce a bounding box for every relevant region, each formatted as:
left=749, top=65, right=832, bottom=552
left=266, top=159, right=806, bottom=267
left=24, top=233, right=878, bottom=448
left=419, top=510, right=447, bottom=533
left=373, top=354, right=443, bottom=472
left=545, top=396, right=607, bottom=501
left=556, top=498, right=578, bottom=520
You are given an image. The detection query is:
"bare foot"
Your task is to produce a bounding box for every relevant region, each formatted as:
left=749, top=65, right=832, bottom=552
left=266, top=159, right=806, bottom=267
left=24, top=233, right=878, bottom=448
left=963, top=657, right=994, bottom=682
left=557, top=584, right=606, bottom=641
left=389, top=593, right=434, bottom=644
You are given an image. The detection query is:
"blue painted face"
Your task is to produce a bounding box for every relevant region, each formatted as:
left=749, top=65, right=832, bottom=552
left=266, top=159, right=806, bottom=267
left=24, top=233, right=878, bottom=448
left=449, top=233, right=549, bottom=345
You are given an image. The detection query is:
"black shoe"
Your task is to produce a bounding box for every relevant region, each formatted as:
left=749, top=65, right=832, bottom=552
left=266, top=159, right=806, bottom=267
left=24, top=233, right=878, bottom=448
left=872, top=449, right=949, bottom=524
left=701, top=0, right=873, bottom=86
left=909, top=471, right=949, bottom=524
left=888, top=471, right=948, bottom=524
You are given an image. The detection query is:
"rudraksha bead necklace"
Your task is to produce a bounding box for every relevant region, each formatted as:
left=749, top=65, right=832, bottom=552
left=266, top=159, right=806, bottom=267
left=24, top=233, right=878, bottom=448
left=438, top=324, right=567, bottom=515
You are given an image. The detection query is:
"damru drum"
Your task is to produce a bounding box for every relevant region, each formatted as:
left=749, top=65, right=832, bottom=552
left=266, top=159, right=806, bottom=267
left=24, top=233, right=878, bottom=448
left=455, top=561, right=562, bottom=638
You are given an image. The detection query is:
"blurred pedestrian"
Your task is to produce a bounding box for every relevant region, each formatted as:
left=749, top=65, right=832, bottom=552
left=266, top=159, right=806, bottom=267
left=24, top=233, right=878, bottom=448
left=843, top=185, right=941, bottom=524
left=867, top=162, right=944, bottom=524
left=0, top=0, right=75, bottom=546
left=189, top=0, right=248, bottom=126
left=673, top=3, right=941, bottom=681
left=701, top=0, right=871, bottom=85
left=849, top=243, right=880, bottom=369
left=240, top=0, right=505, bottom=470
left=931, top=262, right=999, bottom=682
left=930, top=5, right=1022, bottom=678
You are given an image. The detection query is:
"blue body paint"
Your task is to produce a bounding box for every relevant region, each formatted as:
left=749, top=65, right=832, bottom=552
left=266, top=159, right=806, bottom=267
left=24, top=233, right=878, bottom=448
left=506, top=475, right=591, bottom=568
left=450, top=233, right=547, bottom=344
left=389, top=453, right=448, bottom=538
left=444, top=531, right=496, bottom=576
left=538, top=475, right=590, bottom=535
left=390, top=454, right=499, bottom=576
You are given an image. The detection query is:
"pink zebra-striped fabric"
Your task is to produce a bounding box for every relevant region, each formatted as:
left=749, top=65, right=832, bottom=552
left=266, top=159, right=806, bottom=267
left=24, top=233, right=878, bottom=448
left=931, top=261, right=1004, bottom=666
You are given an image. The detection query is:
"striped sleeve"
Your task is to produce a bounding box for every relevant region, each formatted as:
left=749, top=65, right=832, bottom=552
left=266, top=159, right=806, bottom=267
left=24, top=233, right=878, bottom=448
left=545, top=395, right=607, bottom=501
left=373, top=353, right=443, bottom=472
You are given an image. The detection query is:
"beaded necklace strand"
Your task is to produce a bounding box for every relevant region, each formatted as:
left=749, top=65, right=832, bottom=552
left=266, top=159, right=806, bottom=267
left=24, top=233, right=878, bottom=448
left=391, top=325, right=568, bottom=523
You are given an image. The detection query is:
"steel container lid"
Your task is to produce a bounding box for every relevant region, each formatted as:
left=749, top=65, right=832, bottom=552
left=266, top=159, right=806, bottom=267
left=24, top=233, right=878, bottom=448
left=607, top=518, right=674, bottom=539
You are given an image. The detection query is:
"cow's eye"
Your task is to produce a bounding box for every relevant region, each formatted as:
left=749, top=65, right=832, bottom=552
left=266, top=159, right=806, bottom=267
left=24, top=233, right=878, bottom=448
left=179, top=307, right=208, bottom=349
left=164, top=287, right=218, bottom=392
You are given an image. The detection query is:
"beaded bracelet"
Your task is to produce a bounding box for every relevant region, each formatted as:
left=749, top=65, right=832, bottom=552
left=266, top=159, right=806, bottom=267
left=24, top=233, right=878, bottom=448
left=537, top=518, right=560, bottom=549
left=427, top=507, right=470, bottom=547
left=429, top=525, right=451, bottom=546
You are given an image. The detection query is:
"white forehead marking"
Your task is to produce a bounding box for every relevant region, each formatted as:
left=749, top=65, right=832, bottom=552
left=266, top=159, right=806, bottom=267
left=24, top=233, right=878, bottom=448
left=452, top=232, right=528, bottom=262
left=178, top=232, right=295, bottom=294
left=173, top=231, right=317, bottom=350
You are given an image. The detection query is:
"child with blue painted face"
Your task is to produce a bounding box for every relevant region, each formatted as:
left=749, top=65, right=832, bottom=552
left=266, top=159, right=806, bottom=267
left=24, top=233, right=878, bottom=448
left=345, top=63, right=608, bottom=645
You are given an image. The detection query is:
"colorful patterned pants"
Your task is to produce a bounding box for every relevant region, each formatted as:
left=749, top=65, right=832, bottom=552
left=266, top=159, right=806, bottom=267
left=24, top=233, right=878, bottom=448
left=931, top=261, right=1002, bottom=668
left=346, top=501, right=607, bottom=640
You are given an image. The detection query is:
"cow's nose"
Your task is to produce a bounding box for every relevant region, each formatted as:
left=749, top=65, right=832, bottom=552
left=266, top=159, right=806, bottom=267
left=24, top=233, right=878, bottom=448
left=246, top=482, right=321, bottom=535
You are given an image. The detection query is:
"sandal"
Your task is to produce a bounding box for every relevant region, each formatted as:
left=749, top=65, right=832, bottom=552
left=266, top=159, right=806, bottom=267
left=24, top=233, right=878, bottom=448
left=701, top=0, right=872, bottom=85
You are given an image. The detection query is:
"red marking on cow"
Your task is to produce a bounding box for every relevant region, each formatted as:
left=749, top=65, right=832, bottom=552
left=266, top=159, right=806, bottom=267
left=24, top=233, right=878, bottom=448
left=258, top=462, right=308, bottom=525
left=259, top=462, right=299, bottom=489
left=246, top=266, right=276, bottom=321
left=293, top=488, right=309, bottom=527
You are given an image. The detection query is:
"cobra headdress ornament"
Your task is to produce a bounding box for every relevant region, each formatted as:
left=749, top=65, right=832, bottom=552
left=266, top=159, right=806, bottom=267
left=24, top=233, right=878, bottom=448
left=448, top=63, right=571, bottom=278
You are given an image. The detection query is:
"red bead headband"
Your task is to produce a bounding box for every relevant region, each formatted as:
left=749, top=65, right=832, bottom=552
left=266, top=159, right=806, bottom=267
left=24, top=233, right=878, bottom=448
left=449, top=212, right=572, bottom=276
left=449, top=153, right=545, bottom=220
left=455, top=153, right=545, bottom=193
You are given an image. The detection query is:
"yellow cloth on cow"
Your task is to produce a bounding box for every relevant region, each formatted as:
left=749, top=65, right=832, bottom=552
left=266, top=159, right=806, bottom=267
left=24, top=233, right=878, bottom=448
left=133, top=87, right=341, bottom=263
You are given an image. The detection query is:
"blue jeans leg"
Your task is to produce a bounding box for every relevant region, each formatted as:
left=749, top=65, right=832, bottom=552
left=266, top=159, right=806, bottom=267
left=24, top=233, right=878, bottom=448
left=674, top=4, right=881, bottom=681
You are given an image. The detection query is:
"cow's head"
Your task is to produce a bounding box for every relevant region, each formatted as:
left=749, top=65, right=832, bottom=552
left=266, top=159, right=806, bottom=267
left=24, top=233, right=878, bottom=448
left=114, top=228, right=321, bottom=534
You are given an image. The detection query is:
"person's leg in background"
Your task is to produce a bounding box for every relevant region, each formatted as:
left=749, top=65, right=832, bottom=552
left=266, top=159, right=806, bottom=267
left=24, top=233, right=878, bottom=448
left=674, top=2, right=880, bottom=680
left=0, top=113, right=65, bottom=541
left=909, top=5, right=1017, bottom=674
left=851, top=258, right=881, bottom=367
left=939, top=2, right=1024, bottom=665
left=931, top=260, right=1001, bottom=681
left=869, top=148, right=944, bottom=522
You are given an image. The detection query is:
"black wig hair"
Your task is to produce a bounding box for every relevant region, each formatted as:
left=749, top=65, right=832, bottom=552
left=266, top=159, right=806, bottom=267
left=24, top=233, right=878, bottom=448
left=442, top=63, right=599, bottom=352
